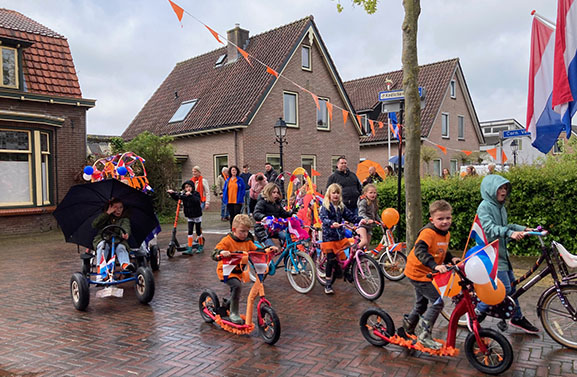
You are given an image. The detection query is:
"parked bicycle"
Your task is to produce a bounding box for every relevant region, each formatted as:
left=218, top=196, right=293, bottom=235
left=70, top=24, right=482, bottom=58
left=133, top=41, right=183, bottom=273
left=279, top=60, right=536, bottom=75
left=368, top=221, right=407, bottom=281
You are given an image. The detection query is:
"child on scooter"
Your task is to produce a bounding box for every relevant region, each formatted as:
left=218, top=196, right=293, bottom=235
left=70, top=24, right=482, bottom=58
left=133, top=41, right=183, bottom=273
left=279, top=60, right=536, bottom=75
left=403, top=200, right=460, bottom=350
left=167, top=180, right=202, bottom=255
left=211, top=214, right=276, bottom=324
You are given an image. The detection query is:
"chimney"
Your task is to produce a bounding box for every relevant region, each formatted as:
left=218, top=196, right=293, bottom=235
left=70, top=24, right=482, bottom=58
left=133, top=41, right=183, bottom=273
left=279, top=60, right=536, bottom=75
left=227, top=23, right=249, bottom=63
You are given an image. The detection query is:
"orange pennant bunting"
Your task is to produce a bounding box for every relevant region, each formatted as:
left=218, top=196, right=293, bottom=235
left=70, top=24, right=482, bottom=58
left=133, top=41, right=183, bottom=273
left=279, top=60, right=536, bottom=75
left=369, top=120, right=376, bottom=136
left=311, top=168, right=321, bottom=177
left=236, top=46, right=252, bottom=66
left=502, top=150, right=508, bottom=163
left=266, top=66, right=278, bottom=77
left=168, top=0, right=184, bottom=22
left=356, top=115, right=362, bottom=127
left=310, top=93, right=320, bottom=110
left=462, top=150, right=472, bottom=156
left=487, top=148, right=497, bottom=160
left=436, top=144, right=447, bottom=155
left=378, top=121, right=384, bottom=129
left=205, top=25, right=224, bottom=45
left=326, top=101, right=333, bottom=121
left=342, top=110, right=349, bottom=129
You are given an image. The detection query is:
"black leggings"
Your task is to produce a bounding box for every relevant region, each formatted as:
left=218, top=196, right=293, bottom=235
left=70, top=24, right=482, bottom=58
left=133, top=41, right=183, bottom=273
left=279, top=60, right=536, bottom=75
left=227, top=203, right=243, bottom=227
left=187, top=221, right=202, bottom=236
left=325, top=252, right=337, bottom=284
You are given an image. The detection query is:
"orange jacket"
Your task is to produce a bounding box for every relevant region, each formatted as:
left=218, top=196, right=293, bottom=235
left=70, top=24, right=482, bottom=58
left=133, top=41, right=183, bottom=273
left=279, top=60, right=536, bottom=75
left=212, top=232, right=260, bottom=282
left=405, top=223, right=453, bottom=282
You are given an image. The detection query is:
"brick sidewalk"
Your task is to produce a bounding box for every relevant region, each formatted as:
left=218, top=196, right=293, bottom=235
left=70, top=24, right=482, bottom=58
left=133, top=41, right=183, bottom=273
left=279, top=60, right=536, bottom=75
left=0, top=224, right=575, bottom=376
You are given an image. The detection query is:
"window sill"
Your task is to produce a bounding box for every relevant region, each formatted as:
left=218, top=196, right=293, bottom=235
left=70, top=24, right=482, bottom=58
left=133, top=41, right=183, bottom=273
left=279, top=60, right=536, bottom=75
left=0, top=205, right=56, bottom=217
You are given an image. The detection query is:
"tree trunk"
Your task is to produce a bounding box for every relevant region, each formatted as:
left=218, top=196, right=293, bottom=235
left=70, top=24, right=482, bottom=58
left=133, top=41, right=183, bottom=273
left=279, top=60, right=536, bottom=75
left=402, top=0, right=422, bottom=249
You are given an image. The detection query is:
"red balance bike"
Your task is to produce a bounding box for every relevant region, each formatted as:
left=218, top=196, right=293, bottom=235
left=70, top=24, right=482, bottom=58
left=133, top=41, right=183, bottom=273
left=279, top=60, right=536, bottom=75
left=360, top=263, right=513, bottom=375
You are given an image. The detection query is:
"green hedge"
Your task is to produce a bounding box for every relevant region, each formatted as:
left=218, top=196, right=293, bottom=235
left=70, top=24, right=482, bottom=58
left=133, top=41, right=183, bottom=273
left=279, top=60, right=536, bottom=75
left=376, top=157, right=577, bottom=256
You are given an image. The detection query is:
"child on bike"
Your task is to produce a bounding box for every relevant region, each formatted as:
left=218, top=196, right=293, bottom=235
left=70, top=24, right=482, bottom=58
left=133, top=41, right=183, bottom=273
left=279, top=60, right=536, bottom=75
left=403, top=200, right=460, bottom=350
left=167, top=180, right=202, bottom=255
left=211, top=214, right=263, bottom=324
left=253, top=183, right=294, bottom=248
left=319, top=183, right=366, bottom=295
left=356, top=183, right=378, bottom=250
left=473, top=174, right=539, bottom=333
left=92, top=198, right=134, bottom=272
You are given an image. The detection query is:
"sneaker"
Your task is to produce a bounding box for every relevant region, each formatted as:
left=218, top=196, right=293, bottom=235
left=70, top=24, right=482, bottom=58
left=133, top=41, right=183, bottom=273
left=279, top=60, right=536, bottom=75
left=466, top=309, right=486, bottom=332
left=402, top=314, right=416, bottom=335
left=510, top=317, right=540, bottom=334
left=324, top=285, right=334, bottom=295
left=290, top=266, right=299, bottom=275
left=121, top=263, right=135, bottom=272
left=182, top=247, right=194, bottom=255
left=415, top=317, right=442, bottom=350
left=228, top=312, right=244, bottom=325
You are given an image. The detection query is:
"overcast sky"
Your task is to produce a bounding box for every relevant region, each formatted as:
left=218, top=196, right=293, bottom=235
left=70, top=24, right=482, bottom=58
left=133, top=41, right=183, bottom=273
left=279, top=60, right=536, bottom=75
left=4, top=0, right=558, bottom=136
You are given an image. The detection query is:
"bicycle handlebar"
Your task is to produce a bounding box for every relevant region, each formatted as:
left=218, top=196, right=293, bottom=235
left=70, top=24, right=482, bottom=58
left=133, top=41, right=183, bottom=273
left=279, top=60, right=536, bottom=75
left=525, top=230, right=548, bottom=237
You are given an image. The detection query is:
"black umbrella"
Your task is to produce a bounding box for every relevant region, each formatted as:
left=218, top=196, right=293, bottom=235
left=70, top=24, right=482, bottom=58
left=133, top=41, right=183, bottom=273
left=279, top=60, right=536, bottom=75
left=53, top=179, right=159, bottom=249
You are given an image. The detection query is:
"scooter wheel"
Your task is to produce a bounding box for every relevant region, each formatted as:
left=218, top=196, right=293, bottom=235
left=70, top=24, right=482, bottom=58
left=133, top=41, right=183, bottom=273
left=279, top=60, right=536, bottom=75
left=199, top=289, right=220, bottom=323
left=166, top=244, right=176, bottom=258
left=259, top=304, right=281, bottom=345
left=359, top=308, right=394, bottom=347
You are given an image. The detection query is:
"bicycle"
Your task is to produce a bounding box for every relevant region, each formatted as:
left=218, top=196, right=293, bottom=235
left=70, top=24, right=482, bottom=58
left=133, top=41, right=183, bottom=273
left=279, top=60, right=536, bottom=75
left=368, top=221, right=407, bottom=281
left=312, top=223, right=384, bottom=301
left=440, top=229, right=577, bottom=349
left=199, top=249, right=281, bottom=345
left=360, top=263, right=513, bottom=375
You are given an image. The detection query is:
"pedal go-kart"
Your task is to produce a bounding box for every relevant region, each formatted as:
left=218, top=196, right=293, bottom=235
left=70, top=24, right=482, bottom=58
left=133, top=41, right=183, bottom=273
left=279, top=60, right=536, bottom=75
left=71, top=224, right=155, bottom=311
left=359, top=263, right=513, bottom=375
left=199, top=249, right=281, bottom=345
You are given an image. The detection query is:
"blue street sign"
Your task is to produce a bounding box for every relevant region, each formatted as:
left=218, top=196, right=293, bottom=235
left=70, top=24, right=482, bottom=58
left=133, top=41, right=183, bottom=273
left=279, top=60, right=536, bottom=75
left=379, top=87, right=423, bottom=102
left=502, top=129, right=531, bottom=138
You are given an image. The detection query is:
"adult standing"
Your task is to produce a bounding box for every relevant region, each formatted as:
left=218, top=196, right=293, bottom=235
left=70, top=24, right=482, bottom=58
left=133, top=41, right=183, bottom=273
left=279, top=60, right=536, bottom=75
left=264, top=162, right=278, bottom=184
left=217, top=167, right=229, bottom=221
left=362, top=166, right=383, bottom=186
left=191, top=166, right=210, bottom=210
left=239, top=164, right=252, bottom=214
left=326, top=156, right=362, bottom=215
left=248, top=172, right=268, bottom=214
left=222, top=165, right=245, bottom=228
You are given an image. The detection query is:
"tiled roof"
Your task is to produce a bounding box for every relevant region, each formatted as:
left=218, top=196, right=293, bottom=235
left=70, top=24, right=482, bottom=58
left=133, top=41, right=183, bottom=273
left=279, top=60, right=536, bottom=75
left=123, top=16, right=313, bottom=139
left=0, top=8, right=82, bottom=98
left=345, top=58, right=459, bottom=143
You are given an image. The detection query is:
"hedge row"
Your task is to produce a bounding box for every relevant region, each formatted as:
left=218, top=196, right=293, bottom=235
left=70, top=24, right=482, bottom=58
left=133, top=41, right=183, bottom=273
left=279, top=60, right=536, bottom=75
left=376, top=158, right=577, bottom=256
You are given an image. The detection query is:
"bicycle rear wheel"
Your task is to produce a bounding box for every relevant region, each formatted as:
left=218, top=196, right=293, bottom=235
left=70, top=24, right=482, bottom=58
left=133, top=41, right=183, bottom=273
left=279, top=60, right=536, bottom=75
left=378, top=250, right=407, bottom=281
left=314, top=250, right=328, bottom=286
left=538, top=284, right=577, bottom=349
left=353, top=254, right=384, bottom=301
left=286, top=250, right=316, bottom=294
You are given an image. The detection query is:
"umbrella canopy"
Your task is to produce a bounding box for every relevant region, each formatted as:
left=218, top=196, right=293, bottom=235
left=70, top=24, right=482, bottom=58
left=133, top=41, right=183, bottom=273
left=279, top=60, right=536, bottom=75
left=53, top=179, right=159, bottom=249
left=389, top=155, right=405, bottom=166
left=356, top=160, right=387, bottom=183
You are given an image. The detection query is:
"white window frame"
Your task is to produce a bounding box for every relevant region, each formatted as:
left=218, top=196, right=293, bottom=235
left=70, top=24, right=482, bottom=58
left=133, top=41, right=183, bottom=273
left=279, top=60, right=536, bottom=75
left=458, top=115, right=465, bottom=140
left=169, top=99, right=198, bottom=123
left=283, top=91, right=299, bottom=127
left=450, top=80, right=456, bottom=99
left=316, top=97, right=330, bottom=131
left=301, top=155, right=317, bottom=185
left=432, top=159, right=442, bottom=177
left=450, top=159, right=458, bottom=175
left=265, top=154, right=281, bottom=173
left=331, top=156, right=340, bottom=172
left=213, top=154, right=228, bottom=184
left=301, top=45, right=311, bottom=71
left=441, top=113, right=450, bottom=138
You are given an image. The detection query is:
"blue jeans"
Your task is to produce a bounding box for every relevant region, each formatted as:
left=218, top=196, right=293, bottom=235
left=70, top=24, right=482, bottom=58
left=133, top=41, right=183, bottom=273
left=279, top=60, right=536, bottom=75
left=96, top=240, right=130, bottom=266
left=263, top=230, right=287, bottom=247
left=477, top=269, right=522, bottom=320
left=220, top=196, right=229, bottom=218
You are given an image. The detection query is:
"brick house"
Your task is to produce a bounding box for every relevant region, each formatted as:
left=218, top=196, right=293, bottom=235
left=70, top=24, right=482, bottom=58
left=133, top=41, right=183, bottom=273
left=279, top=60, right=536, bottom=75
left=122, top=16, right=361, bottom=200
left=0, top=9, right=95, bottom=235
left=344, top=58, right=484, bottom=176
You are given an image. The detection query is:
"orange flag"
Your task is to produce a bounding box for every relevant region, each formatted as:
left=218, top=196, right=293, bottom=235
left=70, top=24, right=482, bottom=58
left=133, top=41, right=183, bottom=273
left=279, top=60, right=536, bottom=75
left=368, top=119, right=375, bottom=136
left=266, top=66, right=278, bottom=77
left=236, top=46, right=252, bottom=66
left=461, top=150, right=472, bottom=156
left=378, top=121, right=384, bottom=129
left=487, top=148, right=497, bottom=160
left=168, top=0, right=184, bottom=22
left=326, top=101, right=333, bottom=121
left=310, top=92, right=320, bottom=110
left=205, top=25, right=224, bottom=45
left=356, top=115, right=362, bottom=128
left=342, top=109, right=349, bottom=129
left=311, top=168, right=321, bottom=177
left=436, top=144, right=447, bottom=155
left=502, top=151, right=508, bottom=163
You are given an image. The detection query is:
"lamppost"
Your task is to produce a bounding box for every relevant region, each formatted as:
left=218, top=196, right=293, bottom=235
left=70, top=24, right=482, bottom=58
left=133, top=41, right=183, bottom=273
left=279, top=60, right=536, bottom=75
left=510, top=139, right=519, bottom=166
left=274, top=117, right=288, bottom=196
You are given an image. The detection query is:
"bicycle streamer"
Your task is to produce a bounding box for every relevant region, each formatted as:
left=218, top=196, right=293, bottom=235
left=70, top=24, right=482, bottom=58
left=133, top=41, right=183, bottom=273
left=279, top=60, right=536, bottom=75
left=384, top=333, right=459, bottom=356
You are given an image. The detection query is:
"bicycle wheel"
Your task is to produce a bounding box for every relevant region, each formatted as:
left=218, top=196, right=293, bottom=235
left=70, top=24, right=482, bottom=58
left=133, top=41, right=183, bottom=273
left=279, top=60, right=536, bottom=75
left=464, top=328, right=513, bottom=375
left=353, top=254, right=384, bottom=301
left=378, top=250, right=407, bottom=281
left=538, top=284, right=577, bottom=349
left=313, top=250, right=327, bottom=286
left=259, top=304, right=281, bottom=345
left=440, top=296, right=468, bottom=327
left=286, top=251, right=316, bottom=294
left=359, top=308, right=395, bottom=347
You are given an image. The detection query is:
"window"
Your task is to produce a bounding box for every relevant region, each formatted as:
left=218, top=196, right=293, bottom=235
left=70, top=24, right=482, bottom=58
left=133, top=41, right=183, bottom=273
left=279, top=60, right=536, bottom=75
left=361, top=115, right=369, bottom=135
left=432, top=159, right=442, bottom=177
left=215, top=54, right=227, bottom=67
left=266, top=154, right=281, bottom=172
left=442, top=113, right=449, bottom=138
left=213, top=154, right=228, bottom=184
left=450, top=80, right=456, bottom=98
left=458, top=116, right=465, bottom=140
left=169, top=99, right=198, bottom=123
left=283, top=92, right=298, bottom=126
left=331, top=156, right=340, bottom=172
left=1, top=46, right=18, bottom=88
left=316, top=98, right=329, bottom=130
left=450, top=159, right=458, bottom=175
left=301, top=155, right=317, bottom=184
left=301, top=45, right=311, bottom=70
left=0, top=129, right=52, bottom=206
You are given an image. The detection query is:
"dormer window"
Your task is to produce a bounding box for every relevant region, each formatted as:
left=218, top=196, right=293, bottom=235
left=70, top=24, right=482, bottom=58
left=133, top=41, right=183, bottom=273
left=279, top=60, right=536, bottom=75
left=169, top=99, right=197, bottom=123
left=215, top=54, right=227, bottom=68
left=301, top=45, right=311, bottom=71
left=1, top=46, right=18, bottom=88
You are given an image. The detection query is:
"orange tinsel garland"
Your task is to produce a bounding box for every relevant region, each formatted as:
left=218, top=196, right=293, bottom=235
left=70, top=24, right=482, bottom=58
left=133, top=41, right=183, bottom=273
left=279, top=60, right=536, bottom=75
left=214, top=314, right=255, bottom=335
left=387, top=334, right=459, bottom=357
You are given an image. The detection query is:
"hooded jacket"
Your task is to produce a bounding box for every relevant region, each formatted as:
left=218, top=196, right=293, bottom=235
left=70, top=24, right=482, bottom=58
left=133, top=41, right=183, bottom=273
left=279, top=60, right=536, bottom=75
left=169, top=180, right=202, bottom=218
left=326, top=169, right=362, bottom=211
left=253, top=197, right=294, bottom=243
left=477, top=174, right=525, bottom=271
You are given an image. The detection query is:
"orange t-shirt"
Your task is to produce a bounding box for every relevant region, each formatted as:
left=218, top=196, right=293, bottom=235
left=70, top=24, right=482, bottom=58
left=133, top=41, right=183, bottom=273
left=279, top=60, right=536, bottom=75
left=405, top=226, right=450, bottom=282
left=227, top=177, right=239, bottom=204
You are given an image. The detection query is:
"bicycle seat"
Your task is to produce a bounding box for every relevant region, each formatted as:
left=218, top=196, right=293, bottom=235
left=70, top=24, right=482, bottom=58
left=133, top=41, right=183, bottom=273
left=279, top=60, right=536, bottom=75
left=553, top=241, right=577, bottom=268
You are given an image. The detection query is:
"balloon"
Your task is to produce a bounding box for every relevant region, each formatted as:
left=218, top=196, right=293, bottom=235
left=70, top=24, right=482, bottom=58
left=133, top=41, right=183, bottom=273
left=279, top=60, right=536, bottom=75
left=82, top=173, right=92, bottom=181
left=474, top=279, right=506, bottom=306
left=381, top=208, right=400, bottom=228
left=464, top=256, right=490, bottom=285
left=117, top=166, right=128, bottom=176
left=446, top=272, right=462, bottom=298
left=83, top=166, right=94, bottom=175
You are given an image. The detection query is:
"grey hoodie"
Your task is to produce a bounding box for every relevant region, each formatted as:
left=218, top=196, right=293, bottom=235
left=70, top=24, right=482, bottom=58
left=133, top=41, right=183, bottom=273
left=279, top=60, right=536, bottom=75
left=477, top=175, right=525, bottom=271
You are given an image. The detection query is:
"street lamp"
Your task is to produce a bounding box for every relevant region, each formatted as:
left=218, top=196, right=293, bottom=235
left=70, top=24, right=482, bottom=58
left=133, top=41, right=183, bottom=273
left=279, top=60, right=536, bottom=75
left=510, top=139, right=519, bottom=166
left=274, top=117, right=288, bottom=195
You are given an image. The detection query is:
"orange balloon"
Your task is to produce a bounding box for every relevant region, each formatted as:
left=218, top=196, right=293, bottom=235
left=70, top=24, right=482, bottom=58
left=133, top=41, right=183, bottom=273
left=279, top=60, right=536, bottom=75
left=474, top=279, right=506, bottom=306
left=381, top=208, right=400, bottom=228
left=446, top=273, right=462, bottom=298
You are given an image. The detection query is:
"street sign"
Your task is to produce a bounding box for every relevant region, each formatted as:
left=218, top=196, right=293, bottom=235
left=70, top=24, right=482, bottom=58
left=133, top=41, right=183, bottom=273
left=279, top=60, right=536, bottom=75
left=502, top=129, right=531, bottom=138
left=378, top=87, right=423, bottom=102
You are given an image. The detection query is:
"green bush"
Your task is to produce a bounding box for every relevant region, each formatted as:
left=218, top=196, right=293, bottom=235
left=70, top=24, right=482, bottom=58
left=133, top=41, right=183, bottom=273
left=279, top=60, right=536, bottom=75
left=377, top=155, right=577, bottom=256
